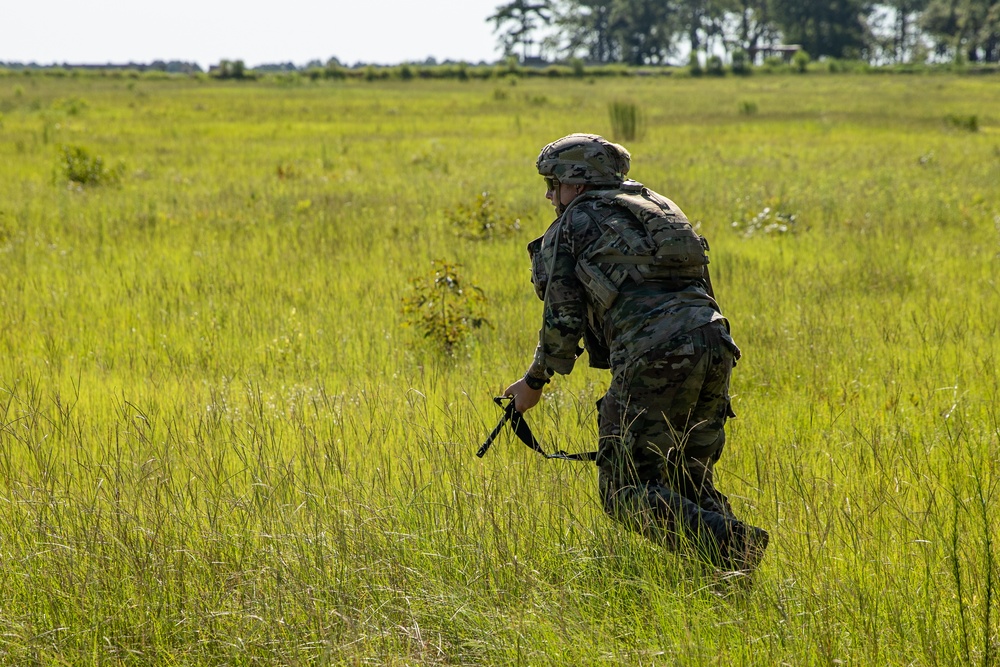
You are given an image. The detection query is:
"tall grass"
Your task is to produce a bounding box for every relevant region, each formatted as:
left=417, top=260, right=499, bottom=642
left=0, top=74, right=998, bottom=664
left=608, top=99, right=645, bottom=142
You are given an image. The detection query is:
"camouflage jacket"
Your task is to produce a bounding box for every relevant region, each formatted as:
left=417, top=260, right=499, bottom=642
left=526, top=188, right=728, bottom=382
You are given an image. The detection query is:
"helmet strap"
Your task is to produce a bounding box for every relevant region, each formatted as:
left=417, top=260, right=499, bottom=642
left=555, top=182, right=589, bottom=215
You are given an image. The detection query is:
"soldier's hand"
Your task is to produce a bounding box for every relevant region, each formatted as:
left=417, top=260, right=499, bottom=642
left=503, top=378, right=543, bottom=413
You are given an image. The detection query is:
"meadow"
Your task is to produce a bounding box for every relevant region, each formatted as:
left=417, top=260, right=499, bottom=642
left=0, top=70, right=999, bottom=665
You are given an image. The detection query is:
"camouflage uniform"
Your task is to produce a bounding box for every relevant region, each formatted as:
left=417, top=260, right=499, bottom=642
left=524, top=134, right=767, bottom=570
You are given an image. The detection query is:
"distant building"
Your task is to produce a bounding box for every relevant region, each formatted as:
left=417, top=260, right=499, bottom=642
left=748, top=45, right=802, bottom=65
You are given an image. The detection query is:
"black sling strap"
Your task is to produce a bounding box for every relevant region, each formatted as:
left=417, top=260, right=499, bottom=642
left=477, top=396, right=597, bottom=462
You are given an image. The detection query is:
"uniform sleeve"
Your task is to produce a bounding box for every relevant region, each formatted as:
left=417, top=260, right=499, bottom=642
left=527, top=212, right=590, bottom=377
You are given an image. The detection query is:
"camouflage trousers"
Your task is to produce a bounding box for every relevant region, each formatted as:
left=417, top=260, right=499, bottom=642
left=596, top=320, right=747, bottom=563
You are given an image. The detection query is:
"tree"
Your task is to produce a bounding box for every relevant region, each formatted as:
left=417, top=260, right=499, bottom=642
left=771, top=0, right=873, bottom=59
left=885, top=0, right=932, bottom=61
left=555, top=0, right=621, bottom=63
left=983, top=0, right=1000, bottom=60
left=609, top=0, right=680, bottom=64
left=211, top=60, right=250, bottom=80
left=921, top=0, right=960, bottom=57
left=676, top=0, right=733, bottom=64
left=726, top=0, right=781, bottom=58
left=922, top=0, right=1000, bottom=61
left=489, top=1, right=554, bottom=61
left=554, top=0, right=680, bottom=64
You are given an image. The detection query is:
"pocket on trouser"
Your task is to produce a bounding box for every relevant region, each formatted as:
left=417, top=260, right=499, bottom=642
left=676, top=427, right=726, bottom=463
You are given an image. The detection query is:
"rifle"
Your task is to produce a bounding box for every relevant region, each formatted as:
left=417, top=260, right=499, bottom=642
left=477, top=396, right=596, bottom=461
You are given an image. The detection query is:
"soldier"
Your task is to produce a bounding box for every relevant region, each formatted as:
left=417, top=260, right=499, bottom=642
left=503, top=133, right=769, bottom=573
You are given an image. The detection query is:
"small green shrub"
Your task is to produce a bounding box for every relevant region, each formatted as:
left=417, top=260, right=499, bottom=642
left=609, top=99, right=645, bottom=142
left=944, top=113, right=979, bottom=132
left=499, top=56, right=521, bottom=78
left=59, top=145, right=125, bottom=187
left=447, top=191, right=521, bottom=240
left=762, top=56, right=786, bottom=73
left=738, top=100, right=759, bottom=116
left=707, top=55, right=725, bottom=77
left=826, top=58, right=869, bottom=73
left=793, top=50, right=811, bottom=73
left=54, top=96, right=88, bottom=115
left=324, top=63, right=347, bottom=80
left=731, top=50, right=751, bottom=76
left=401, top=260, right=490, bottom=354
left=688, top=53, right=704, bottom=77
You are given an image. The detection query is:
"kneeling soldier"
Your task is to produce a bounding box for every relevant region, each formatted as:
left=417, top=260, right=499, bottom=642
left=503, top=133, right=769, bottom=572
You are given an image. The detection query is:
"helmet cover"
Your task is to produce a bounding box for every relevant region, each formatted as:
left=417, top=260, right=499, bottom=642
left=536, top=133, right=631, bottom=186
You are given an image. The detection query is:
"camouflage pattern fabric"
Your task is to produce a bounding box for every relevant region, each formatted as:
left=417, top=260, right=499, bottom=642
left=535, top=133, right=631, bottom=186
left=597, top=320, right=744, bottom=563
left=526, top=193, right=727, bottom=380
left=525, top=189, right=766, bottom=567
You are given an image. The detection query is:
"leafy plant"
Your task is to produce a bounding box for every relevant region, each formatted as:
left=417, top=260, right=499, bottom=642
left=762, top=56, right=786, bottom=72
left=53, top=96, right=88, bottom=115
left=731, top=50, right=751, bottom=75
left=688, top=53, right=704, bottom=77
left=59, top=145, right=125, bottom=187
left=944, top=113, right=978, bottom=132
left=793, top=50, right=811, bottom=73
left=707, top=55, right=725, bottom=77
left=447, top=191, right=521, bottom=241
left=401, top=260, right=489, bottom=354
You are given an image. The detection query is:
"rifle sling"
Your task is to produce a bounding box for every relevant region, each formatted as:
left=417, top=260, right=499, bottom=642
left=483, top=397, right=597, bottom=462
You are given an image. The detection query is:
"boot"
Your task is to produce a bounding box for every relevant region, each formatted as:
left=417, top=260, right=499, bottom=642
left=718, top=523, right=770, bottom=573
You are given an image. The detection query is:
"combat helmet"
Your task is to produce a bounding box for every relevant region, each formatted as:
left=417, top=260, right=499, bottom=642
left=536, top=133, right=630, bottom=186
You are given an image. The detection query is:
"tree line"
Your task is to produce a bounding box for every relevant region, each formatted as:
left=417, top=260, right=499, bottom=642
left=488, top=0, right=1000, bottom=65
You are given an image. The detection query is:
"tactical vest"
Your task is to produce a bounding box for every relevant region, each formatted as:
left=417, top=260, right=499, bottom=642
left=568, top=180, right=710, bottom=315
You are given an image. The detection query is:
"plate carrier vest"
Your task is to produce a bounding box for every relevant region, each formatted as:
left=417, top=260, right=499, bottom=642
left=566, top=180, right=710, bottom=317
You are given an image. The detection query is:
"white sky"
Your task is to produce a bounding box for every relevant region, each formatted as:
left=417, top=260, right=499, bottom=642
left=1, top=1, right=507, bottom=69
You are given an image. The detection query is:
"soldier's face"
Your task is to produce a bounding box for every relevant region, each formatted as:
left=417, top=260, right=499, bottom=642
left=545, top=179, right=583, bottom=208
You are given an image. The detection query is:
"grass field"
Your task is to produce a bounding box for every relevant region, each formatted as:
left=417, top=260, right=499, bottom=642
left=1, top=71, right=999, bottom=665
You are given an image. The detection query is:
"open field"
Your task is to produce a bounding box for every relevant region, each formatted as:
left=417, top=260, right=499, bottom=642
left=1, top=72, right=999, bottom=665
